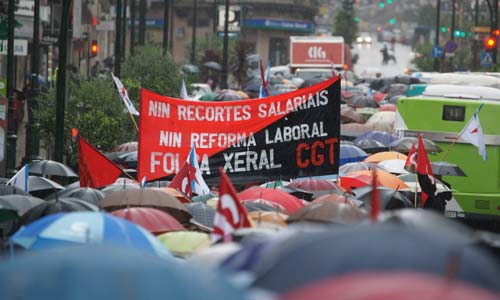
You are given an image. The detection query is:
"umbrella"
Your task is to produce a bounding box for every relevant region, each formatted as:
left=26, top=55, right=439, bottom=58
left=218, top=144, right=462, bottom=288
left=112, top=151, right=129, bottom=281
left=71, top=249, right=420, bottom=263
left=0, top=184, right=30, bottom=196
left=182, top=63, right=201, bottom=74
left=355, top=107, right=379, bottom=120
left=243, top=201, right=280, bottom=212
left=379, top=103, right=397, bottom=111
left=339, top=144, right=369, bottom=165
left=355, top=131, right=398, bottom=146
left=282, top=272, right=500, bottom=300
left=354, top=138, right=388, bottom=153
left=188, top=243, right=241, bottom=268
left=352, top=185, right=413, bottom=209
left=0, top=195, right=44, bottom=222
left=157, top=231, right=211, bottom=258
left=28, top=160, right=78, bottom=178
left=111, top=141, right=138, bottom=153
left=249, top=224, right=500, bottom=292
left=431, top=161, right=467, bottom=176
left=397, top=174, right=452, bottom=194
left=111, top=207, right=185, bottom=235
left=339, top=161, right=387, bottom=174
left=239, top=187, right=304, bottom=214
left=199, top=92, right=218, bottom=101
left=11, top=212, right=172, bottom=259
left=340, top=140, right=355, bottom=145
left=45, top=187, right=105, bottom=206
left=389, top=137, right=442, bottom=154
left=100, top=178, right=141, bottom=194
left=17, top=197, right=99, bottom=226
left=364, top=151, right=408, bottom=163
left=216, top=89, right=245, bottom=101
left=288, top=178, right=344, bottom=193
left=185, top=202, right=215, bottom=229
left=312, top=193, right=361, bottom=207
left=0, top=245, right=246, bottom=300
left=365, top=111, right=396, bottom=131
left=192, top=193, right=216, bottom=203
left=101, top=189, right=191, bottom=224
left=249, top=211, right=288, bottom=228
left=260, top=180, right=289, bottom=189
left=151, top=187, right=191, bottom=203
left=341, top=123, right=371, bottom=136
left=341, top=108, right=365, bottom=124
left=28, top=176, right=65, bottom=198
left=349, top=95, right=378, bottom=108
left=117, top=151, right=137, bottom=168
left=203, top=61, right=222, bottom=71
left=287, top=202, right=367, bottom=225
left=378, top=159, right=409, bottom=174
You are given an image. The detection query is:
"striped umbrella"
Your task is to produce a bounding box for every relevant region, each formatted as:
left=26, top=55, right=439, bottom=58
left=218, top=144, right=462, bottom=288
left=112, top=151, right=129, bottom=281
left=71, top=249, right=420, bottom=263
left=10, top=212, right=172, bottom=259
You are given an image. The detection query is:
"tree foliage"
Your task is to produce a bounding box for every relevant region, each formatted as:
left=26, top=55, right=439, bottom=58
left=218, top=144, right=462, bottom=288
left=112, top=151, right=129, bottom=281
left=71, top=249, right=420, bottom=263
left=333, top=9, right=358, bottom=46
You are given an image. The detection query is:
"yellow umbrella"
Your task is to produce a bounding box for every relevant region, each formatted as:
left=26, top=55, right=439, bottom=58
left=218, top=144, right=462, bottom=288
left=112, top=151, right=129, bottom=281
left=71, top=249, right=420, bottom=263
left=157, top=231, right=210, bottom=258
left=364, top=151, right=408, bottom=163
left=249, top=211, right=288, bottom=228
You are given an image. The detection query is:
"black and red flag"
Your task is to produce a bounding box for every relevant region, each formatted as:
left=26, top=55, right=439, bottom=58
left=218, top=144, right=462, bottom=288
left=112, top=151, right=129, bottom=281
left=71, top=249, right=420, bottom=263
left=404, top=143, right=417, bottom=173
left=137, top=77, right=341, bottom=184
left=416, top=133, right=437, bottom=207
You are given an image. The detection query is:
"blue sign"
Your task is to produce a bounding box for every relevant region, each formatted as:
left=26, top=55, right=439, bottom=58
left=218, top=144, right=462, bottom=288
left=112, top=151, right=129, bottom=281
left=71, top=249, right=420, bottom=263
left=480, top=51, right=494, bottom=67
left=444, top=40, right=458, bottom=53
left=431, top=46, right=444, bottom=58
left=242, top=18, right=314, bottom=33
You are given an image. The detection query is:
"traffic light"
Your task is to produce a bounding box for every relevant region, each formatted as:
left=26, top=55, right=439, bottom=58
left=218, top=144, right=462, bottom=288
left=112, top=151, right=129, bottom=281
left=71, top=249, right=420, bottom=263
left=389, top=18, right=396, bottom=25
left=485, top=36, right=497, bottom=50
left=91, top=40, right=98, bottom=57
left=379, top=2, right=385, bottom=8
left=493, top=29, right=500, bottom=37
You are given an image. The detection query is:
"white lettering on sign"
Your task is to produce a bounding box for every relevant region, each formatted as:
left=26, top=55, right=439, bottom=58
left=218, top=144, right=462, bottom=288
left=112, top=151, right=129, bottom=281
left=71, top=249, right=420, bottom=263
left=0, top=40, right=28, bottom=56
left=265, top=122, right=328, bottom=144
left=223, top=149, right=282, bottom=172
left=148, top=101, right=170, bottom=118
left=308, top=46, right=326, bottom=59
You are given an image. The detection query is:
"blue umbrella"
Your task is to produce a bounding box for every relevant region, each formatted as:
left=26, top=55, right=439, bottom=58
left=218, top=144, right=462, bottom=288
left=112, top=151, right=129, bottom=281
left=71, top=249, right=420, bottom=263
left=354, top=131, right=398, bottom=146
left=248, top=224, right=500, bottom=292
left=339, top=144, right=368, bottom=165
left=10, top=212, right=172, bottom=259
left=0, top=245, right=247, bottom=300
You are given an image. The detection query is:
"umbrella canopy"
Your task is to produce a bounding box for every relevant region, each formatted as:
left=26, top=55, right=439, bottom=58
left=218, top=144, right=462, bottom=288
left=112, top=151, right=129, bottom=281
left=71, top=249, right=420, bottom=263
left=354, top=138, right=388, bottom=153
left=249, top=211, right=288, bottom=228
left=0, top=245, right=246, bottom=300
left=364, top=151, right=407, bottom=163
left=111, top=207, right=185, bottom=235
left=151, top=187, right=191, bottom=203
left=430, top=161, right=467, bottom=176
left=243, top=201, right=280, bottom=212
left=389, top=137, right=442, bottom=154
left=28, top=176, right=65, bottom=198
left=354, top=131, right=398, bottom=146
left=117, top=151, right=137, bottom=169
left=203, top=61, right=222, bottom=71
left=365, top=111, right=395, bottom=131
left=18, top=197, right=99, bottom=227
left=46, top=187, right=105, bottom=206
left=288, top=178, right=344, bottom=193
left=341, top=107, right=365, bottom=123
left=100, top=178, right=141, bottom=194
left=216, top=89, right=245, bottom=101
left=111, top=141, right=138, bottom=153
left=312, top=193, right=361, bottom=207
left=352, top=185, right=413, bottom=209
left=0, top=184, right=31, bottom=196
left=188, top=242, right=241, bottom=268
left=341, top=123, right=371, bottom=136
left=199, top=92, right=218, bottom=101
left=0, top=195, right=44, bottom=222
left=282, top=272, right=500, bottom=300
left=185, top=202, right=215, bottom=228
left=101, top=189, right=191, bottom=224
left=355, top=107, right=379, bottom=120
left=343, top=170, right=409, bottom=190
left=192, top=192, right=216, bottom=203
left=11, top=212, right=172, bottom=259
left=339, top=161, right=387, bottom=174
left=287, top=202, right=367, bottom=225
left=378, top=159, right=409, bottom=174
left=339, top=144, right=369, bottom=165
left=239, top=187, right=304, bottom=214
left=249, top=224, right=500, bottom=292
left=260, top=180, right=289, bottom=189
left=28, top=160, right=78, bottom=178
left=379, top=103, right=397, bottom=111
left=349, top=95, right=378, bottom=108
left=157, top=231, right=211, bottom=258
left=397, top=173, right=452, bottom=193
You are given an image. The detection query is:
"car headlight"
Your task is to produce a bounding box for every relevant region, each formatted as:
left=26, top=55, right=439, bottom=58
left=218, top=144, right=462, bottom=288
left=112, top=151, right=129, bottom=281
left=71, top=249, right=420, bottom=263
left=365, top=37, right=372, bottom=43
left=356, top=37, right=363, bottom=43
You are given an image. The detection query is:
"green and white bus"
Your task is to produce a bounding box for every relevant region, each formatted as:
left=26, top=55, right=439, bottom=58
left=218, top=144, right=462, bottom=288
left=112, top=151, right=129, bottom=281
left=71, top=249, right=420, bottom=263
left=397, top=95, right=500, bottom=227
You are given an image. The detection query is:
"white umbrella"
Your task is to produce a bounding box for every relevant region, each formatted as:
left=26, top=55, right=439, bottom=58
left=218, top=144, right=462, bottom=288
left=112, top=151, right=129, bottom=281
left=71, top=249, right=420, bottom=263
left=378, top=159, right=409, bottom=174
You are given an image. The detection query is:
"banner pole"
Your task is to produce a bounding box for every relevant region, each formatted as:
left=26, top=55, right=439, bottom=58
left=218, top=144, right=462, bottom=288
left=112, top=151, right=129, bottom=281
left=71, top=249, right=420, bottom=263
left=129, top=112, right=139, bottom=132
left=414, top=172, right=418, bottom=208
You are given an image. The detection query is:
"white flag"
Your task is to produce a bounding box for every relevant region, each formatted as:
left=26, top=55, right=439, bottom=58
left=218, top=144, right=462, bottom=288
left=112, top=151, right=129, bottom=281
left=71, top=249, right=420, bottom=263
left=180, top=79, right=190, bottom=100
left=111, top=73, right=140, bottom=116
left=6, top=164, right=29, bottom=192
left=459, top=104, right=487, bottom=161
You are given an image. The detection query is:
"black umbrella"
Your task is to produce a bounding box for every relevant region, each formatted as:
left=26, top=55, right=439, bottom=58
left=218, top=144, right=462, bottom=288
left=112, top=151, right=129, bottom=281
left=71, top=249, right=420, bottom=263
left=118, top=151, right=137, bottom=169
left=28, top=160, right=78, bottom=178
left=430, top=161, right=467, bottom=176
left=185, top=202, right=215, bottom=229
left=0, top=184, right=30, bottom=196
left=46, top=187, right=105, bottom=206
left=203, top=61, right=222, bottom=71
left=28, top=176, right=65, bottom=198
left=0, top=195, right=44, bottom=225
left=355, top=138, right=388, bottom=153
left=389, top=137, right=442, bottom=154
left=18, top=197, right=99, bottom=226
left=351, top=185, right=414, bottom=210
left=350, top=95, right=378, bottom=108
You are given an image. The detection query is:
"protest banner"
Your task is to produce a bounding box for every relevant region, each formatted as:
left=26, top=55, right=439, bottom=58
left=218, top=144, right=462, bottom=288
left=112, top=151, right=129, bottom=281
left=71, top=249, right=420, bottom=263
left=138, top=76, right=341, bottom=184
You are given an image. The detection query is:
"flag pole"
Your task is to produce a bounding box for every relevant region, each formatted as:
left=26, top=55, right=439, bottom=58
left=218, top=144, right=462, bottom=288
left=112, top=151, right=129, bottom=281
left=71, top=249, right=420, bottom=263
left=414, top=172, right=418, bottom=208
left=128, top=111, right=139, bottom=132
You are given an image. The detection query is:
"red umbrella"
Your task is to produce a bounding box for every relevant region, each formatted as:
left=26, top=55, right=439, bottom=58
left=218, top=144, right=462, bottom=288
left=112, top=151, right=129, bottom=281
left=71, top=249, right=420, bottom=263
left=111, top=207, right=185, bottom=235
left=372, top=91, right=387, bottom=103
left=283, top=272, right=500, bottom=300
left=238, top=187, right=304, bottom=214
left=288, top=178, right=344, bottom=193
left=339, top=173, right=382, bottom=192
left=379, top=103, right=397, bottom=112
left=312, top=193, right=358, bottom=207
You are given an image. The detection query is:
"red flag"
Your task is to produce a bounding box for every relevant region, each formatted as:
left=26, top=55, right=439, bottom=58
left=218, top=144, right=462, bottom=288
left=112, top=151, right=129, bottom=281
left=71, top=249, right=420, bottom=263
left=78, top=136, right=123, bottom=188
left=404, top=143, right=417, bottom=172
left=417, top=133, right=437, bottom=207
left=259, top=59, right=269, bottom=97
left=168, top=161, right=194, bottom=198
left=212, top=167, right=252, bottom=243
left=370, top=169, right=380, bottom=223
